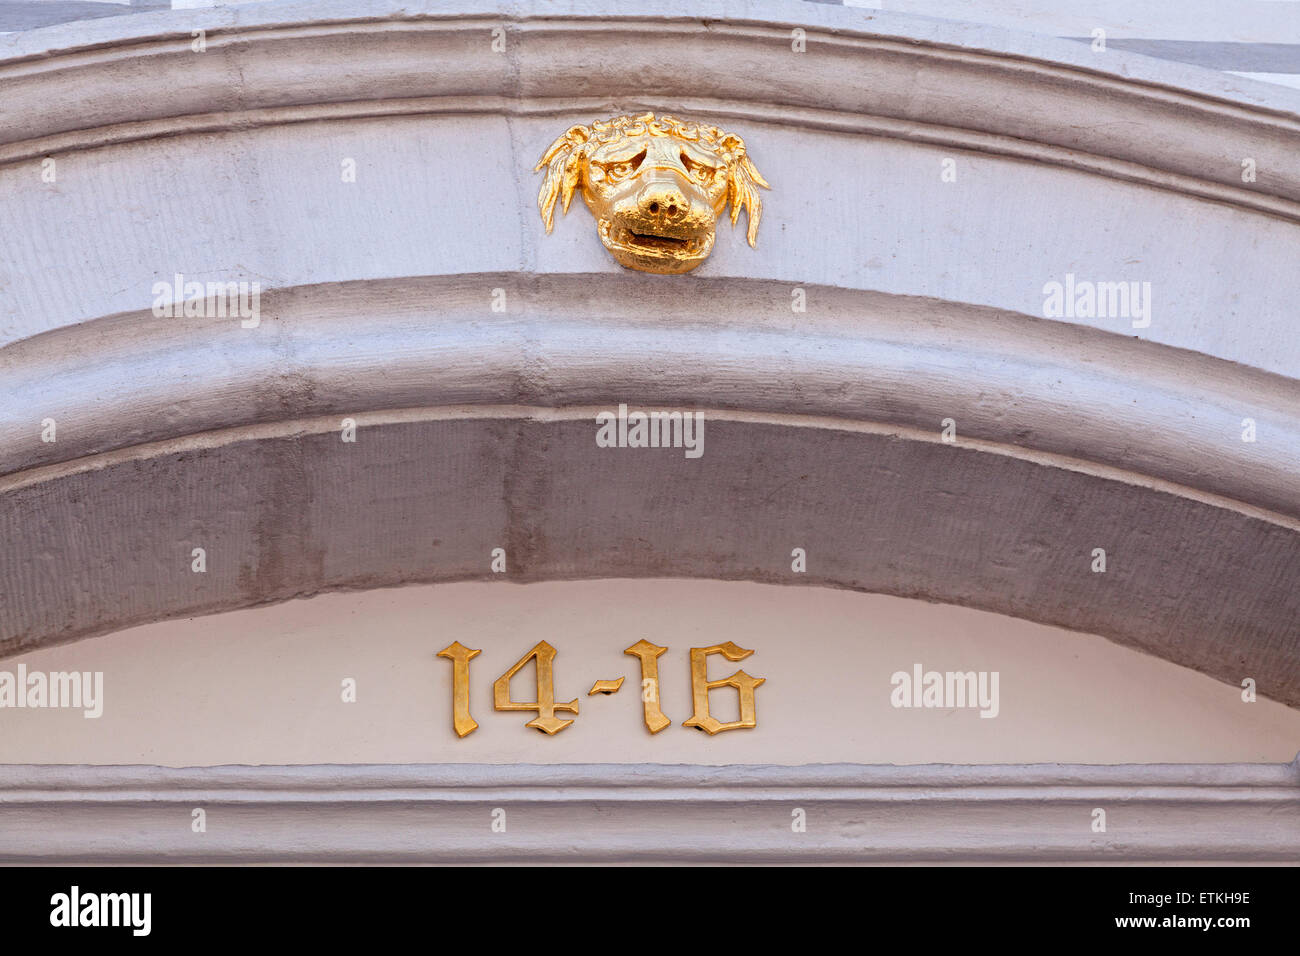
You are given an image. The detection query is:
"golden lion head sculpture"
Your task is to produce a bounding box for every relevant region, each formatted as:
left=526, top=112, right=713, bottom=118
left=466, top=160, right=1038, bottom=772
left=534, top=112, right=769, bottom=274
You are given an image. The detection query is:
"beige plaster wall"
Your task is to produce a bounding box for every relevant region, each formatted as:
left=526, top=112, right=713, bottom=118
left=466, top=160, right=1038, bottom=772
left=1, top=579, right=1295, bottom=766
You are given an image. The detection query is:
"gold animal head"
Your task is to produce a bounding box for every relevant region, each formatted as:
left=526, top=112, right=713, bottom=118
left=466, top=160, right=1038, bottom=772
left=534, top=112, right=769, bottom=275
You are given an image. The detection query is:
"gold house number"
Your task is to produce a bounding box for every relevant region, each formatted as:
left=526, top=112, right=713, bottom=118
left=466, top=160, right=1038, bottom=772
left=436, top=640, right=764, bottom=737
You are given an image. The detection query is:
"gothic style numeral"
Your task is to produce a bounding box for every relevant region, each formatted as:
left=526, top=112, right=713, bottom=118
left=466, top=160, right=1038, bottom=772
left=493, top=640, right=579, bottom=734
left=682, top=642, right=765, bottom=735
left=624, top=639, right=672, bottom=733
left=436, top=641, right=481, bottom=738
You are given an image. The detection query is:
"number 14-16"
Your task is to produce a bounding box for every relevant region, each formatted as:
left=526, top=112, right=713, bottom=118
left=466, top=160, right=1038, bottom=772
left=436, top=639, right=765, bottom=737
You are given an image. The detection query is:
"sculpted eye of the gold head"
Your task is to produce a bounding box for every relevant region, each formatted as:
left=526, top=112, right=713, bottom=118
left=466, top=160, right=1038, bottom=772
left=600, top=149, right=647, bottom=183
left=533, top=111, right=770, bottom=275
left=680, top=152, right=716, bottom=185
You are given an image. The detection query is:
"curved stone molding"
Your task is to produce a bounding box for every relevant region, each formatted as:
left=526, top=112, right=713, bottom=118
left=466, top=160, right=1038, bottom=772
left=4, top=277, right=1298, bottom=519
left=3, top=362, right=1299, bottom=703
left=1, top=1, right=1299, bottom=377
left=1, top=0, right=1297, bottom=210
left=1, top=761, right=1296, bottom=862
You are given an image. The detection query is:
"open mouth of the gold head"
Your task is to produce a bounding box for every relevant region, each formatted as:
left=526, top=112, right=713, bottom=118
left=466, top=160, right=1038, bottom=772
left=600, top=219, right=712, bottom=258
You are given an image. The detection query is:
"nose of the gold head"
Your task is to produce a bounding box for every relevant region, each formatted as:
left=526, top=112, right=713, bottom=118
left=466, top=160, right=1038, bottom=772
left=637, top=181, right=688, bottom=226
